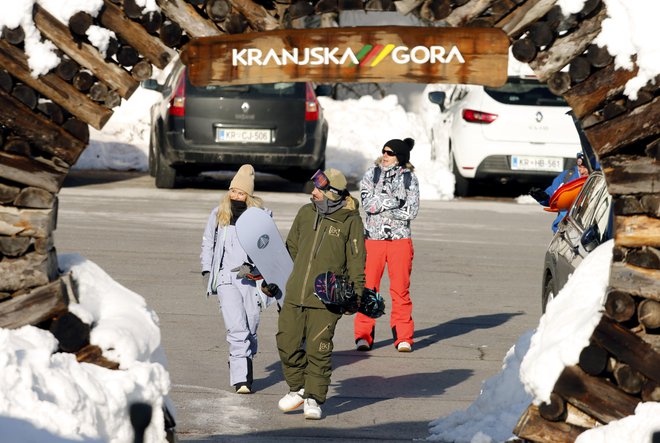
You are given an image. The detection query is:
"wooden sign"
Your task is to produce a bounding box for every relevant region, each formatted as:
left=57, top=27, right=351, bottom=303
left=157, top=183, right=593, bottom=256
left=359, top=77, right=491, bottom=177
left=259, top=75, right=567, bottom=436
left=181, top=26, right=509, bottom=87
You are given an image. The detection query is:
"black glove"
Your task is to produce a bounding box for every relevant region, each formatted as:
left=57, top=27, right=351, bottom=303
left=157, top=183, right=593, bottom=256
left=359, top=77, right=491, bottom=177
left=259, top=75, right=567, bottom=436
left=231, top=263, right=262, bottom=280
left=261, top=281, right=280, bottom=298
left=202, top=271, right=209, bottom=290
left=529, top=187, right=549, bottom=203
left=358, top=288, right=385, bottom=319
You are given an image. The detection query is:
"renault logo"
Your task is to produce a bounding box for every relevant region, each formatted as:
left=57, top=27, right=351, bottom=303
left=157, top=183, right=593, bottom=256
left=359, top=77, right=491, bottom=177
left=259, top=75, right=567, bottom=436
left=241, top=102, right=250, bottom=113
left=535, top=111, right=543, bottom=123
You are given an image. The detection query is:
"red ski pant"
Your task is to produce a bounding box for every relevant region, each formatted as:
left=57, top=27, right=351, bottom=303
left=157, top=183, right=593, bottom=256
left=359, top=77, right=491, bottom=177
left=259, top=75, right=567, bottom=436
left=354, top=238, right=414, bottom=347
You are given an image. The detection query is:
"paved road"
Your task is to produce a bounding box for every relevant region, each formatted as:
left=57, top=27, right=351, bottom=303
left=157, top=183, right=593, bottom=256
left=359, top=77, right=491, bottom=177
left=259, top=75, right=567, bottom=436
left=56, top=171, right=552, bottom=442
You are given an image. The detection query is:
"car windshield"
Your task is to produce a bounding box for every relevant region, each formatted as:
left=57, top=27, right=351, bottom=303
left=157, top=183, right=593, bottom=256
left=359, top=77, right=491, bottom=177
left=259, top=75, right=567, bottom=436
left=186, top=79, right=305, bottom=97
left=484, top=77, right=568, bottom=107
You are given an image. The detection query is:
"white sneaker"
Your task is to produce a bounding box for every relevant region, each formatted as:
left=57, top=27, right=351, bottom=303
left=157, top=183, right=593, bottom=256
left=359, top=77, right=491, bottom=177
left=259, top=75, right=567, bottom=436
left=356, top=339, right=370, bottom=351
left=278, top=388, right=304, bottom=412
left=397, top=341, right=412, bottom=352
left=303, top=398, right=322, bottom=420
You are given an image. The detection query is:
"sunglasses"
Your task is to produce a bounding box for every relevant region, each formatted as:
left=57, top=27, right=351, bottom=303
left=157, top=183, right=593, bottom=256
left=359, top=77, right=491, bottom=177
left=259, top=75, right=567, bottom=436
left=382, top=149, right=396, bottom=157
left=310, top=170, right=343, bottom=196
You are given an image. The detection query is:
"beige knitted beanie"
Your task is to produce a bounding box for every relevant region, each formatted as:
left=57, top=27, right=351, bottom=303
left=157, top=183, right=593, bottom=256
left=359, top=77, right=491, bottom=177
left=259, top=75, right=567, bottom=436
left=230, top=164, right=255, bottom=195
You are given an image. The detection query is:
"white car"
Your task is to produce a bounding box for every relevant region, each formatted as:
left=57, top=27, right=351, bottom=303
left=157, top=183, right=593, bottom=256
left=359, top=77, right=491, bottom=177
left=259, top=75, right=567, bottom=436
left=428, top=76, right=582, bottom=196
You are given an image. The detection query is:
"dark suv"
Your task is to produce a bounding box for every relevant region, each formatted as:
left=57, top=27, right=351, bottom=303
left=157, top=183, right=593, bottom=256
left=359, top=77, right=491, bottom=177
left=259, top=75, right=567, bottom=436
left=143, top=62, right=328, bottom=188
left=541, top=170, right=613, bottom=312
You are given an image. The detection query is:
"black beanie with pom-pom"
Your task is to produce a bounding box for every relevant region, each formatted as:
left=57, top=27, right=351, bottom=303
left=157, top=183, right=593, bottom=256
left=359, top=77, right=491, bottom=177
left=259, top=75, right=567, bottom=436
left=383, top=138, right=415, bottom=165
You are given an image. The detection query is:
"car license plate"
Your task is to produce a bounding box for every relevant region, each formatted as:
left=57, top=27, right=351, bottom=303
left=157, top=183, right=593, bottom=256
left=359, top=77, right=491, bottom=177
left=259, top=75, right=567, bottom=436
left=511, top=155, right=563, bottom=172
left=216, top=128, right=271, bottom=143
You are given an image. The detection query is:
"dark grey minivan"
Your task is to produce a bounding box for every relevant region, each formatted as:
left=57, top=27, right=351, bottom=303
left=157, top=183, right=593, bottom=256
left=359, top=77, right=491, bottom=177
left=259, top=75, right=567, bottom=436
left=143, top=61, right=328, bottom=188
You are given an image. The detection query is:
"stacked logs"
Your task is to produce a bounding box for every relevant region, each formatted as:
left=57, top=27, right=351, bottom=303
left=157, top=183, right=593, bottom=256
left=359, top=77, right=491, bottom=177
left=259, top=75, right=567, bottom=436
left=505, top=1, right=659, bottom=441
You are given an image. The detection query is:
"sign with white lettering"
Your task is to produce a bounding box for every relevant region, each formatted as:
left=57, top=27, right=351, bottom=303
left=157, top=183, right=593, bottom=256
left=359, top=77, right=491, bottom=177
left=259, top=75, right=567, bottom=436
left=181, top=26, right=509, bottom=87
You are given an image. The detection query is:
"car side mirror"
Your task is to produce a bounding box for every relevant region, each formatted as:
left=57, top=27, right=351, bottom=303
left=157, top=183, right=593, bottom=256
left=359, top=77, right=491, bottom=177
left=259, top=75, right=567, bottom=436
left=581, top=224, right=601, bottom=253
left=428, top=91, right=446, bottom=112
left=141, top=79, right=166, bottom=94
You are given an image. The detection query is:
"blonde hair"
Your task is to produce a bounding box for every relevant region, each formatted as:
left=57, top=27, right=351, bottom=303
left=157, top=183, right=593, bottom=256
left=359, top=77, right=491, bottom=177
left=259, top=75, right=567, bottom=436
left=216, top=192, right=264, bottom=226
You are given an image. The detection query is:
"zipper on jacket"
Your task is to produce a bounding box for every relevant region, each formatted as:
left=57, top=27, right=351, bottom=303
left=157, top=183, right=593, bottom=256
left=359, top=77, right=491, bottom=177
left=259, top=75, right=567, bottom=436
left=300, top=220, right=324, bottom=304
left=311, top=323, right=332, bottom=342
left=313, top=228, right=327, bottom=258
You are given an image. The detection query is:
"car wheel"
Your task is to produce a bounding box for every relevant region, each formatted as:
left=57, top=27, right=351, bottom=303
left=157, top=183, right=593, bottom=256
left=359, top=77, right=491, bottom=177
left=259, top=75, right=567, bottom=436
left=148, top=138, right=156, bottom=178
left=450, top=148, right=471, bottom=197
left=155, top=150, right=177, bottom=189
left=542, top=275, right=555, bottom=314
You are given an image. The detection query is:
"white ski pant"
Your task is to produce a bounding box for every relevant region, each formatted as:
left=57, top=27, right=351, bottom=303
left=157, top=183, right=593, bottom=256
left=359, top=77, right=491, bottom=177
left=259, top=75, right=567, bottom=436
left=217, top=281, right=262, bottom=387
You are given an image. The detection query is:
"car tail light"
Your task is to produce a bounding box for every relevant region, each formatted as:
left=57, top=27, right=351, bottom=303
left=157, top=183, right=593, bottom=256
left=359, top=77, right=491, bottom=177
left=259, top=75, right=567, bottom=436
left=168, top=70, right=186, bottom=117
left=462, top=109, right=498, bottom=124
left=305, top=83, right=319, bottom=121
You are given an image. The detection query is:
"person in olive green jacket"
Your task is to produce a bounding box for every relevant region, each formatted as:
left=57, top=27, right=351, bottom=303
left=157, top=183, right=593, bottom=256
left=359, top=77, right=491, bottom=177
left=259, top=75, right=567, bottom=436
left=276, top=168, right=366, bottom=420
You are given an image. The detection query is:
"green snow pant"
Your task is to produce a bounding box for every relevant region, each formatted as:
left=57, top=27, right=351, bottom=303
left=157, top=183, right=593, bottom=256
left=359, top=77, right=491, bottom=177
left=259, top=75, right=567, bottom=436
left=276, top=303, right=342, bottom=404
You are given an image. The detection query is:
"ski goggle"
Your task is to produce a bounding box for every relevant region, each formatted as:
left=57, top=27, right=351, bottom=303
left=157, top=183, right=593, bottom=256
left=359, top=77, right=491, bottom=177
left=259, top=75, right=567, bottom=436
left=310, top=170, right=344, bottom=196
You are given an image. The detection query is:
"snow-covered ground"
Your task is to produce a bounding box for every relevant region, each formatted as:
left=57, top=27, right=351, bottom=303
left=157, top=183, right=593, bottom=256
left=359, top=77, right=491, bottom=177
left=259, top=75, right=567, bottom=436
left=1, top=0, right=659, bottom=441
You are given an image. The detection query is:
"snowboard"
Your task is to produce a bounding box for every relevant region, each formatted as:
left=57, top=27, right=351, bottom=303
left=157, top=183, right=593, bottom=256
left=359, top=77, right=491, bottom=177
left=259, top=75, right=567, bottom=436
left=236, top=207, right=292, bottom=307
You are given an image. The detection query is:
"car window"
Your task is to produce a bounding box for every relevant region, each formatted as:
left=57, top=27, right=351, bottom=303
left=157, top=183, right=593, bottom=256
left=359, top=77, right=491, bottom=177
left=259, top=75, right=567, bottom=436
left=484, top=77, right=568, bottom=107
left=592, top=182, right=612, bottom=240
left=569, top=174, right=604, bottom=229
left=185, top=77, right=305, bottom=98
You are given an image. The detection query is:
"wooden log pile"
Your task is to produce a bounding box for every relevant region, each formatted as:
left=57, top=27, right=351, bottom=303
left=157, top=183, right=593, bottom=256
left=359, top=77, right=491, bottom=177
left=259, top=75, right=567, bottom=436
left=0, top=1, right=658, bottom=439
left=503, top=1, right=659, bottom=441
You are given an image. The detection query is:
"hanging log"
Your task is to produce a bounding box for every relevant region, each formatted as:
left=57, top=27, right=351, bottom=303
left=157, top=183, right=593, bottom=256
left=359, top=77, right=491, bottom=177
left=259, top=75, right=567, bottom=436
left=14, top=187, right=54, bottom=209
left=3, top=27, right=26, bottom=46
left=604, top=290, right=636, bottom=322
left=50, top=312, right=90, bottom=353
left=626, top=90, right=653, bottom=111
left=585, top=96, right=660, bottom=158
left=0, top=204, right=56, bottom=239
left=11, top=84, right=38, bottom=109
left=0, top=40, right=113, bottom=130
left=568, top=56, right=591, bottom=84
left=638, top=299, right=660, bottom=330
left=538, top=392, right=567, bottom=422
left=141, top=10, right=163, bottom=34
left=586, top=43, right=611, bottom=68
left=563, top=63, right=638, bottom=119
left=579, top=0, right=601, bottom=18
left=609, top=262, right=660, bottom=301
left=591, top=315, right=660, bottom=383
left=514, top=404, right=587, bottom=443
left=69, top=12, right=93, bottom=38
left=316, top=0, right=339, bottom=13
left=206, top=0, right=231, bottom=21
left=99, top=0, right=175, bottom=69
left=123, top=0, right=144, bottom=19
left=0, top=69, right=13, bottom=92
left=600, top=155, right=660, bottom=195
left=613, top=195, right=645, bottom=216
left=131, top=59, right=153, bottom=81
left=442, top=0, right=497, bottom=27
left=75, top=344, right=120, bottom=369
left=155, top=0, right=221, bottom=38
left=497, top=0, right=556, bottom=38
left=33, top=5, right=139, bottom=99
left=565, top=402, right=601, bottom=429
left=554, top=365, right=640, bottom=423
left=627, top=247, right=660, bottom=270
left=0, top=278, right=69, bottom=329
left=0, top=236, right=31, bottom=257
left=0, top=152, right=68, bottom=193
left=529, top=8, right=606, bottom=82
left=640, top=195, right=660, bottom=218
left=367, top=0, right=396, bottom=12
left=104, top=90, right=122, bottom=109
left=288, top=0, right=315, bottom=19
left=62, top=118, right=90, bottom=144
left=71, top=71, right=94, bottom=94
left=159, top=20, right=183, bottom=47
left=528, top=20, right=554, bottom=47
left=116, top=45, right=141, bottom=67
left=36, top=101, right=65, bottom=125
left=0, top=251, right=52, bottom=292
left=4, top=138, right=31, bottom=156
left=511, top=37, right=537, bottom=63
left=0, top=183, right=20, bottom=203
left=578, top=343, right=609, bottom=376
left=222, top=13, right=249, bottom=34
left=614, top=215, right=660, bottom=249
left=612, top=362, right=645, bottom=395
left=602, top=99, right=626, bottom=120
left=0, top=90, right=86, bottom=165
left=548, top=71, right=571, bottom=96
left=89, top=82, right=109, bottom=102
left=393, top=0, right=423, bottom=15
left=641, top=380, right=660, bottom=402
left=230, top=0, right=280, bottom=30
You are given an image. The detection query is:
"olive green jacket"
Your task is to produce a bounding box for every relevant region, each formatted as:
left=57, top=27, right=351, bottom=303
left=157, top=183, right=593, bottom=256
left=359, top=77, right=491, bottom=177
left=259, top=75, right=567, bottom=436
left=285, top=196, right=366, bottom=309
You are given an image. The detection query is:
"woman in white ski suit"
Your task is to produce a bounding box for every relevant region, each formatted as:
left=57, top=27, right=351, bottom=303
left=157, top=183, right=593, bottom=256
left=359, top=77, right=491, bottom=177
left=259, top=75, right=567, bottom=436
left=200, top=165, right=274, bottom=394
